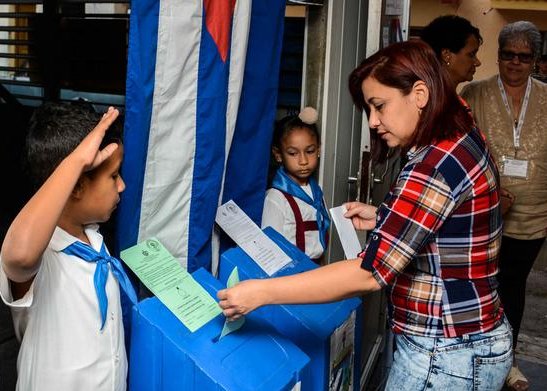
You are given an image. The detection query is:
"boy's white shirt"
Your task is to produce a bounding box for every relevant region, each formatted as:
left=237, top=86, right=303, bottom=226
left=0, top=225, right=127, bottom=391
left=261, top=185, right=324, bottom=259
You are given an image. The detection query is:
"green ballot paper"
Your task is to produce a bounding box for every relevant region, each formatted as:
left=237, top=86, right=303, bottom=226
left=120, top=238, right=221, bottom=332
left=218, top=267, right=245, bottom=339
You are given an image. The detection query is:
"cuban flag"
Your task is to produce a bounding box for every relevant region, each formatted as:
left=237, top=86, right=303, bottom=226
left=116, top=0, right=286, bottom=273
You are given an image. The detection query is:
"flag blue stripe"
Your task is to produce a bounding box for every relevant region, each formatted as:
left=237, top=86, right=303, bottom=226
left=222, top=0, right=286, bottom=225
left=188, top=16, right=231, bottom=272
left=115, top=0, right=160, bottom=255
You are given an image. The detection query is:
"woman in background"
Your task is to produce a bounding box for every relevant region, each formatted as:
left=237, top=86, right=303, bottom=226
left=421, top=15, right=482, bottom=89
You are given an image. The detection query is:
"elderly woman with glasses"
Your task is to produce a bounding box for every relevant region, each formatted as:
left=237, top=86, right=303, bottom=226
left=462, top=21, right=547, bottom=391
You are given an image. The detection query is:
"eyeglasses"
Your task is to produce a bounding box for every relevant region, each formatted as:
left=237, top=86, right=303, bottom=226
left=499, top=50, right=534, bottom=64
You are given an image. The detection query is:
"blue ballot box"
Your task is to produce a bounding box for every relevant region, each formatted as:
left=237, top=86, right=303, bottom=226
left=129, top=268, right=309, bottom=391
left=218, top=227, right=363, bottom=391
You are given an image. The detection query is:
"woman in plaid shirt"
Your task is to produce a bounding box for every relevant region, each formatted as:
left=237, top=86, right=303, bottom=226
left=218, top=40, right=512, bottom=390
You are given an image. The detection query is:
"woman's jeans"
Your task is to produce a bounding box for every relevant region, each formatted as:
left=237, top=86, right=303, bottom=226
left=385, top=317, right=513, bottom=390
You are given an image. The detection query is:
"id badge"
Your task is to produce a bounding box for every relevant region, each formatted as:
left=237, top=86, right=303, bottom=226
left=501, top=156, right=529, bottom=179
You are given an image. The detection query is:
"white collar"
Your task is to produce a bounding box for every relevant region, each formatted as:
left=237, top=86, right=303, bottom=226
left=49, top=224, right=103, bottom=253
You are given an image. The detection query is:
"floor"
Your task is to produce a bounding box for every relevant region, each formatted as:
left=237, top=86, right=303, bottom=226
left=503, top=268, right=547, bottom=391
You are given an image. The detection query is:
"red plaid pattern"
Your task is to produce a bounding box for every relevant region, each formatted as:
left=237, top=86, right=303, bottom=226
left=360, top=127, right=504, bottom=337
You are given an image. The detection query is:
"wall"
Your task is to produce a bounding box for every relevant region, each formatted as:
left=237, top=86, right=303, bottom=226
left=410, top=0, right=547, bottom=82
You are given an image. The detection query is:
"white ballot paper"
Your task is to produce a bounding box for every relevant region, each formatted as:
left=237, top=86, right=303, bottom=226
left=330, top=205, right=363, bottom=259
left=216, top=200, right=292, bottom=276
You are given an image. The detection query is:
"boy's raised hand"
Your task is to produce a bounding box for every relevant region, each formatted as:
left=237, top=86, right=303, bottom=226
left=72, top=107, right=120, bottom=173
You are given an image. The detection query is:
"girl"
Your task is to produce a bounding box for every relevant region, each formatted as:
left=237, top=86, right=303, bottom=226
left=261, top=107, right=330, bottom=263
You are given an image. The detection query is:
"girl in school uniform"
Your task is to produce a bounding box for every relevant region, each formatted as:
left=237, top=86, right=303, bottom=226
left=261, top=107, right=330, bottom=263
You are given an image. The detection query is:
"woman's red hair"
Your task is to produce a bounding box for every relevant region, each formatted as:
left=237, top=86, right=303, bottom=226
left=348, top=40, right=474, bottom=162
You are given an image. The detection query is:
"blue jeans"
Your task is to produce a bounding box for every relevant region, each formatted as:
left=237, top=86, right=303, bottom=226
left=385, top=317, right=513, bottom=390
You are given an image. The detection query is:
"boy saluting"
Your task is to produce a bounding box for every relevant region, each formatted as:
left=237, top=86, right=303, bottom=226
left=1, top=103, right=137, bottom=391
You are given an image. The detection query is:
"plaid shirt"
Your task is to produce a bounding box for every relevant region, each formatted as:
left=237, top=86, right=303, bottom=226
left=360, top=127, right=504, bottom=337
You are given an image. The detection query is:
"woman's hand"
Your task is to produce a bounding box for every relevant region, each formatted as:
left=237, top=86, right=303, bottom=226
left=217, top=279, right=269, bottom=321
left=217, top=260, right=382, bottom=321
left=500, top=188, right=515, bottom=216
left=344, top=201, right=377, bottom=231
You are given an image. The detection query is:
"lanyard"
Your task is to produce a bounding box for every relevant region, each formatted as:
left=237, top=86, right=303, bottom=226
left=497, top=76, right=531, bottom=149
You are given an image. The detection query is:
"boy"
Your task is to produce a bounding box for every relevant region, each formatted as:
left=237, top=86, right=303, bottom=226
left=0, top=102, right=136, bottom=390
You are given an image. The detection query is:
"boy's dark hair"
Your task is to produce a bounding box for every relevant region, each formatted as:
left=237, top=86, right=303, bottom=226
left=272, top=114, right=320, bottom=150
left=25, top=101, right=122, bottom=189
